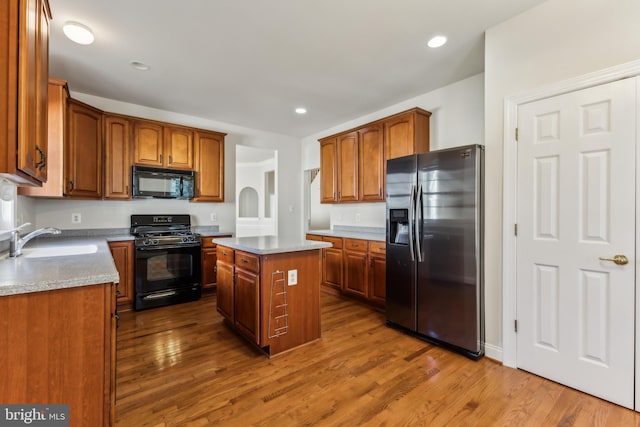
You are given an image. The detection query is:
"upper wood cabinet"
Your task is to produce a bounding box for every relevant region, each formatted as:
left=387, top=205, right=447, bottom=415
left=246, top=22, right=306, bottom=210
left=65, top=99, right=103, bottom=199
left=192, top=130, right=226, bottom=202
left=133, top=120, right=194, bottom=170
left=0, top=0, right=51, bottom=185
left=359, top=124, right=384, bottom=202
left=104, top=114, right=132, bottom=199
left=18, top=78, right=68, bottom=197
left=319, top=108, right=429, bottom=204
left=384, top=108, right=431, bottom=160
left=320, top=138, right=338, bottom=203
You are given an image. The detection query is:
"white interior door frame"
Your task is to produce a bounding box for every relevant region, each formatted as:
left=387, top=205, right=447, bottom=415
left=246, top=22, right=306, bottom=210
left=502, top=58, right=640, bottom=370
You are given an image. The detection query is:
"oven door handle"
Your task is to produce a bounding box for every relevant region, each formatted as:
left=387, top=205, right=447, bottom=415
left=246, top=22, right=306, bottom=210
left=143, top=291, right=177, bottom=300
left=136, top=244, right=201, bottom=251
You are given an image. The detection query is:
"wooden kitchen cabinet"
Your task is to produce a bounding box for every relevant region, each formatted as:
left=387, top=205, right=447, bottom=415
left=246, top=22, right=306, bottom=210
left=322, top=237, right=343, bottom=292
left=216, top=244, right=322, bottom=357
left=0, top=283, right=116, bottom=426
left=368, top=241, right=386, bottom=305
left=320, top=138, right=338, bottom=203
left=201, top=235, right=232, bottom=289
left=0, top=0, right=51, bottom=185
left=18, top=78, right=68, bottom=197
left=384, top=108, right=431, bottom=160
left=133, top=120, right=194, bottom=170
left=104, top=114, right=132, bottom=199
left=343, top=238, right=368, bottom=298
left=192, top=130, right=226, bottom=202
left=65, top=98, right=103, bottom=198
left=359, top=123, right=384, bottom=201
left=108, top=240, right=134, bottom=308
left=337, top=131, right=359, bottom=202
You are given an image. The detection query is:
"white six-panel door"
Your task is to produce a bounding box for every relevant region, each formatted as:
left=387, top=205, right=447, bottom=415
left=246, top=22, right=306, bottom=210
left=516, top=78, right=636, bottom=408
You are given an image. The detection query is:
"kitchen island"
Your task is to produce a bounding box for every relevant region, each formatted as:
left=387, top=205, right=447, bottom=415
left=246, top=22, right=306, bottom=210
left=214, top=236, right=331, bottom=357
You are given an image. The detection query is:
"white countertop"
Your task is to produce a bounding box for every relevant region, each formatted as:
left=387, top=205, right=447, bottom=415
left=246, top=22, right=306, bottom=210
left=214, top=236, right=331, bottom=255
left=0, top=237, right=120, bottom=296
left=306, top=228, right=386, bottom=242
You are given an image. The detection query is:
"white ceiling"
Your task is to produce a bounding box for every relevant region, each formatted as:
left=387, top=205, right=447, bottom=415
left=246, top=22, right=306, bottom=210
left=48, top=0, right=546, bottom=138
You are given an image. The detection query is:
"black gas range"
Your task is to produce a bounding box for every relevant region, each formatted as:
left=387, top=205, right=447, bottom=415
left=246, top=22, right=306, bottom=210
left=131, top=215, right=202, bottom=310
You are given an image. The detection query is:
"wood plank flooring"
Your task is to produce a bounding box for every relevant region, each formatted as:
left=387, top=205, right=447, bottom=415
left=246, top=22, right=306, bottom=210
left=115, top=292, right=640, bottom=426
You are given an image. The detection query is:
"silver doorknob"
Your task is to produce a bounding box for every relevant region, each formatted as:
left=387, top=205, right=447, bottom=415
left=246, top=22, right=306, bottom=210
left=599, top=255, right=629, bottom=265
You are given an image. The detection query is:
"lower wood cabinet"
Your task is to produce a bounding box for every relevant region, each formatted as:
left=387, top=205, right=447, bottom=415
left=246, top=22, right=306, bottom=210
left=108, top=240, right=134, bottom=308
left=216, top=245, right=321, bottom=356
left=307, top=233, right=386, bottom=306
left=201, top=235, right=232, bottom=290
left=0, top=283, right=116, bottom=426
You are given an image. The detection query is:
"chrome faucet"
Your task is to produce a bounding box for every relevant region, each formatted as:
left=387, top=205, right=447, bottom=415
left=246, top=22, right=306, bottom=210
left=9, top=223, right=62, bottom=257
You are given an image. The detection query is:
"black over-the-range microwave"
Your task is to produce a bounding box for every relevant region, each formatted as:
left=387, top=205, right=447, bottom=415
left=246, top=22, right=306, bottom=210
left=132, top=166, right=195, bottom=199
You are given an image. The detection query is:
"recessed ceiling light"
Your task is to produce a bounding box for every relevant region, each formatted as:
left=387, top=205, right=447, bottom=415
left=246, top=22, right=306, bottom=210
left=130, top=60, right=151, bottom=71
left=295, top=107, right=307, bottom=115
left=427, top=35, right=447, bottom=48
left=63, top=22, right=95, bottom=45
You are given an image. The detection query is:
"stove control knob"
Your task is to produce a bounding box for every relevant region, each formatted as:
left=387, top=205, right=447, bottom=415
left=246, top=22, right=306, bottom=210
left=143, top=239, right=150, bottom=246
left=152, top=239, right=159, bottom=245
left=188, top=236, right=196, bottom=242
left=181, top=237, right=187, bottom=243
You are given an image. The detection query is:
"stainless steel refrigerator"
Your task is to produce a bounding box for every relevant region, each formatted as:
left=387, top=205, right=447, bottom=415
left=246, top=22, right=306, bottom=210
left=386, top=144, right=484, bottom=359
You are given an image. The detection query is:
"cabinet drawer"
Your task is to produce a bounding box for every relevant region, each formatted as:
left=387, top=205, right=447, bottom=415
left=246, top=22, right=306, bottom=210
left=202, top=235, right=232, bottom=248
left=235, top=250, right=260, bottom=273
left=369, top=241, right=386, bottom=255
left=323, top=236, right=343, bottom=249
left=344, top=238, right=368, bottom=252
left=306, top=234, right=323, bottom=242
left=217, top=246, right=234, bottom=264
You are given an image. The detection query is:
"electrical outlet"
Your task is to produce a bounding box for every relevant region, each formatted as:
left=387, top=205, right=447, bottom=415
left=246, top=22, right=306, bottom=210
left=71, top=213, right=81, bottom=224
left=288, top=269, right=298, bottom=286
left=210, top=212, right=217, bottom=222
left=355, top=213, right=361, bottom=222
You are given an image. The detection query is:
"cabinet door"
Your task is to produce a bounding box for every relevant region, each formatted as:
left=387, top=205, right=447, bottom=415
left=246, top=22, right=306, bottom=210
left=234, top=267, right=260, bottom=344
left=104, top=115, right=132, bottom=199
left=320, top=138, right=337, bottom=203
left=134, top=120, right=164, bottom=167
left=343, top=250, right=367, bottom=297
left=337, top=131, right=359, bottom=202
left=193, top=130, right=225, bottom=201
left=368, top=253, right=386, bottom=305
left=216, top=261, right=234, bottom=321
left=201, top=247, right=218, bottom=289
left=359, top=124, right=384, bottom=201
left=384, top=112, right=414, bottom=160
left=165, top=125, right=194, bottom=169
left=108, top=240, right=134, bottom=306
left=65, top=99, right=103, bottom=198
left=17, top=0, right=49, bottom=182
left=323, top=248, right=343, bottom=291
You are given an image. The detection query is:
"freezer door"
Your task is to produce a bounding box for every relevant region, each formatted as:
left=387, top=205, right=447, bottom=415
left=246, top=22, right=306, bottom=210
left=385, top=155, right=418, bottom=331
left=416, top=145, right=484, bottom=355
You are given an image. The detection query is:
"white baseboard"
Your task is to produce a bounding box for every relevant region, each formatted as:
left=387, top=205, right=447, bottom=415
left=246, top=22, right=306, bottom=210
left=484, top=343, right=503, bottom=362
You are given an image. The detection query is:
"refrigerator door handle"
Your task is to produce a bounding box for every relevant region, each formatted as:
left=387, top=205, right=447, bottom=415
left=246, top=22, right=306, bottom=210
left=408, top=184, right=416, bottom=262
left=415, top=183, right=423, bottom=262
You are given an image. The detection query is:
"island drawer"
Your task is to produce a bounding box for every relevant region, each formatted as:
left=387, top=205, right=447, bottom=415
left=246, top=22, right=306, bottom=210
left=217, top=246, right=235, bottom=264
left=235, top=250, right=260, bottom=273
left=344, top=238, right=368, bottom=253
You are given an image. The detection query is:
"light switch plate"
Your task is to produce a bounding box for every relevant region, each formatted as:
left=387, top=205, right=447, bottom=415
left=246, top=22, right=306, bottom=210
left=210, top=212, right=217, bottom=222
left=288, top=269, right=298, bottom=286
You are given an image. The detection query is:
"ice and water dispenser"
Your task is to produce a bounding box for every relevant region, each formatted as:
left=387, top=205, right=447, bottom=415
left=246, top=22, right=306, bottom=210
left=389, top=209, right=409, bottom=244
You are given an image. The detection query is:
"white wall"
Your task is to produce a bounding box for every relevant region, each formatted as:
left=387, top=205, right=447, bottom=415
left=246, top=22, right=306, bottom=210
left=18, top=93, right=303, bottom=240
left=236, top=157, right=277, bottom=237
left=485, top=0, right=640, bottom=352
left=301, top=73, right=485, bottom=232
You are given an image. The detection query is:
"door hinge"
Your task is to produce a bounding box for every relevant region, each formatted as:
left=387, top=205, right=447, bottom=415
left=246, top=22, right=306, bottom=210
left=514, top=319, right=518, bottom=333
left=515, top=127, right=519, bottom=141
left=514, top=224, right=518, bottom=236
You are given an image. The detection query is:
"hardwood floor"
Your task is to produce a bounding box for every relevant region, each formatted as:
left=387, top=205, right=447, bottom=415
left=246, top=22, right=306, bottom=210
left=116, top=292, right=640, bottom=426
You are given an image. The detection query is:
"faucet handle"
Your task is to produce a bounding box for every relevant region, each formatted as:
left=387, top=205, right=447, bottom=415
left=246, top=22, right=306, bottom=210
left=1, top=222, right=32, bottom=236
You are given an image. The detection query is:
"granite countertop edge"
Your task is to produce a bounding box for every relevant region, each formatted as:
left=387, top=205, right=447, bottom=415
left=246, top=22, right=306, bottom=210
left=214, top=236, right=331, bottom=255
left=306, top=228, right=386, bottom=242
left=0, top=236, right=120, bottom=297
